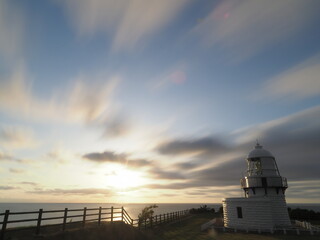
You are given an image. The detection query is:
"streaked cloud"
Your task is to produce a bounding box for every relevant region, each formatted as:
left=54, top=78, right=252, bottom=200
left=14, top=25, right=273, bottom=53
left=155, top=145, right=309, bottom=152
left=83, top=151, right=127, bottom=163
left=83, top=150, right=151, bottom=168
left=0, top=125, right=38, bottom=149
left=192, top=0, right=319, bottom=61
left=261, top=54, right=320, bottom=100
left=9, top=168, right=25, bottom=174
left=151, top=64, right=188, bottom=90
left=47, top=148, right=76, bottom=164
left=18, top=181, right=38, bottom=186
left=0, top=186, right=16, bottom=190
left=152, top=105, right=320, bottom=190
left=102, top=113, right=132, bottom=138
left=58, top=0, right=190, bottom=51
left=28, top=188, right=112, bottom=196
left=0, top=65, right=119, bottom=123
left=0, top=0, right=24, bottom=58
left=157, top=137, right=228, bottom=156
left=0, top=151, right=23, bottom=163
left=149, top=168, right=186, bottom=180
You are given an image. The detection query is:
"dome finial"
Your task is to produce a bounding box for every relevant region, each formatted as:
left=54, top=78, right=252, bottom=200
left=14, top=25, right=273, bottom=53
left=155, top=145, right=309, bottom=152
left=255, top=139, right=262, bottom=149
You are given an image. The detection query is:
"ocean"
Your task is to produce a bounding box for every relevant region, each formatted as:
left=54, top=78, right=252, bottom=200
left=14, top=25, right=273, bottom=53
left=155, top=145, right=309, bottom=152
left=1, top=203, right=319, bottom=228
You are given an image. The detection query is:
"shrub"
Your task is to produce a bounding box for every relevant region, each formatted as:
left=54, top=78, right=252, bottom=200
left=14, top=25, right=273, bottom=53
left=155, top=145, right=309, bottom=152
left=288, top=207, right=320, bottom=221
left=138, top=204, right=158, bottom=224
left=189, top=205, right=215, bottom=214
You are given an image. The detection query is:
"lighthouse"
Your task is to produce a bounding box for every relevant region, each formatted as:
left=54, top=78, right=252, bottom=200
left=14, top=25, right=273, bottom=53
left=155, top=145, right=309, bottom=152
left=222, top=143, right=291, bottom=230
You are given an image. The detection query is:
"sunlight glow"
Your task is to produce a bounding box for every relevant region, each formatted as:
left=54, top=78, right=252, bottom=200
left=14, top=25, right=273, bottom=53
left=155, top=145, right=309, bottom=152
left=105, top=166, right=145, bottom=190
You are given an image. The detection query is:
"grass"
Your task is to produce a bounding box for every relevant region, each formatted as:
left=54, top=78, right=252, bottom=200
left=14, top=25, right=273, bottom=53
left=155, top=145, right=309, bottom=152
left=3, top=222, right=150, bottom=240
left=147, top=213, right=320, bottom=240
left=3, top=214, right=319, bottom=240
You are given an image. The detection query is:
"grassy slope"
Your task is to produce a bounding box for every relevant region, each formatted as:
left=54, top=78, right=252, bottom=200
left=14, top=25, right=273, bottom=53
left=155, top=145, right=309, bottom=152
left=44, top=222, right=150, bottom=240
left=4, top=222, right=150, bottom=240
left=4, top=215, right=319, bottom=240
left=148, top=214, right=320, bottom=240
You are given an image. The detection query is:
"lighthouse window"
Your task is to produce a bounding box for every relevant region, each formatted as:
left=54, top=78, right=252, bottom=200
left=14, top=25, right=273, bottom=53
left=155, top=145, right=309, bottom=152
left=254, top=160, right=262, bottom=175
left=237, top=207, right=243, bottom=218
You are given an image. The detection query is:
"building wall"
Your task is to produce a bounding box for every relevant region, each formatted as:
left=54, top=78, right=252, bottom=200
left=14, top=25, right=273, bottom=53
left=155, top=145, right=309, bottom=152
left=223, top=198, right=276, bottom=230
left=269, top=195, right=291, bottom=226
left=246, top=187, right=291, bottom=226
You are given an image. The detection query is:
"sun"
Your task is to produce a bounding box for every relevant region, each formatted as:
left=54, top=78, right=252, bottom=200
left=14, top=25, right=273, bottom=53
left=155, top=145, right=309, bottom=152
left=105, top=166, right=145, bottom=190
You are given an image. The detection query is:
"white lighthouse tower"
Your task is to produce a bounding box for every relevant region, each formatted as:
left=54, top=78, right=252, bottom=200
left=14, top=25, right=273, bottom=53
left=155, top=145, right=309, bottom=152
left=222, top=143, right=291, bottom=230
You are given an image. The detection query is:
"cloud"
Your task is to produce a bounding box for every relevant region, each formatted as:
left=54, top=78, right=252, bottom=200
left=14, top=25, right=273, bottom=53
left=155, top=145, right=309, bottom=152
left=286, top=181, right=320, bottom=201
left=58, top=0, right=190, bottom=51
left=149, top=168, right=186, bottom=180
left=28, top=188, right=112, bottom=196
left=0, top=0, right=24, bottom=58
left=152, top=105, right=320, bottom=190
left=172, top=161, right=199, bottom=171
left=47, top=148, right=77, bottom=164
left=0, top=66, right=119, bottom=124
left=233, top=106, right=320, bottom=179
left=151, top=64, right=188, bottom=90
left=260, top=54, right=320, bottom=100
left=157, top=137, right=228, bottom=156
left=192, top=0, right=319, bottom=61
left=126, top=159, right=152, bottom=168
left=9, top=168, right=25, bottom=174
left=0, top=151, right=24, bottom=163
left=83, top=151, right=127, bottom=163
left=83, top=150, right=151, bottom=168
left=102, top=114, right=131, bottom=138
left=0, top=186, right=16, bottom=190
left=0, top=125, right=38, bottom=149
left=18, top=182, right=38, bottom=186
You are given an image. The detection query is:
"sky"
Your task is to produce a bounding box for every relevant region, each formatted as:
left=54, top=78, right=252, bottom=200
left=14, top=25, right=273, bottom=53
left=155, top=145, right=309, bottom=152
left=0, top=0, right=320, bottom=204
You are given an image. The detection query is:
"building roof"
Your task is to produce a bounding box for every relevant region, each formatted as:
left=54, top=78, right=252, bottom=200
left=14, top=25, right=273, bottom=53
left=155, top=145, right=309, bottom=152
left=247, top=143, right=274, bottom=159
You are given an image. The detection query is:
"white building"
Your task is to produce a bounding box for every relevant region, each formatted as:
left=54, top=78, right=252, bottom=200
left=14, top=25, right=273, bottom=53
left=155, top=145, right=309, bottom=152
left=222, top=143, right=291, bottom=230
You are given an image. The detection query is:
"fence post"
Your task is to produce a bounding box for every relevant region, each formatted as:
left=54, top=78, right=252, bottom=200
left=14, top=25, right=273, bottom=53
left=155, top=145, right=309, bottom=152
left=131, top=218, right=133, bottom=226
left=36, top=209, right=43, bottom=235
left=82, top=207, right=87, bottom=228
left=159, top=214, right=162, bottom=224
left=62, top=208, right=68, bottom=231
left=98, top=207, right=102, bottom=226
left=121, top=206, right=124, bottom=222
left=144, top=218, right=147, bottom=229
left=111, top=207, right=113, bottom=223
left=150, top=217, right=153, bottom=228
left=0, top=210, right=9, bottom=240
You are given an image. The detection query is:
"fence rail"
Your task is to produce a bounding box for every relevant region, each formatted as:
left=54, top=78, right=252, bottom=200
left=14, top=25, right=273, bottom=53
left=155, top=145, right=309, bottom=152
left=0, top=206, right=189, bottom=240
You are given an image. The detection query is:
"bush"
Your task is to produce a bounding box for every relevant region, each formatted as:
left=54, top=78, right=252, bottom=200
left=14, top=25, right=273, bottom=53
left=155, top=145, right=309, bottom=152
left=189, top=205, right=215, bottom=214
left=138, top=204, right=158, bottom=224
left=288, top=207, right=320, bottom=221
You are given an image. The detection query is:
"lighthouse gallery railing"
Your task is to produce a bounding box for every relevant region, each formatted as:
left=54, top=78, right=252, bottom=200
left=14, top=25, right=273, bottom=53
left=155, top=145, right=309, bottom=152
left=240, top=176, right=288, bottom=188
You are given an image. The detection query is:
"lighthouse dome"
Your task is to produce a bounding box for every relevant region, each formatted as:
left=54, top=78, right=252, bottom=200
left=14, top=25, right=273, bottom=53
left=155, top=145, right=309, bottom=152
left=247, top=143, right=274, bottom=159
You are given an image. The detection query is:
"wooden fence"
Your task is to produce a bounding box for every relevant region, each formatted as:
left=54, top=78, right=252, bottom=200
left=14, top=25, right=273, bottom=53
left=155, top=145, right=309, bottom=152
left=0, top=206, right=189, bottom=240
left=135, top=209, right=190, bottom=230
